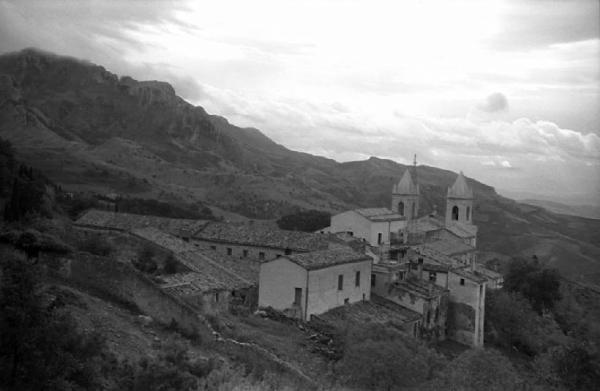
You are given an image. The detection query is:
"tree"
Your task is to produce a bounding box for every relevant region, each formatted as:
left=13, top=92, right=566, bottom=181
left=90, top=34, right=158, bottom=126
left=504, top=256, right=561, bottom=313
left=0, top=250, right=106, bottom=390
left=485, top=289, right=566, bottom=356
left=336, top=323, right=445, bottom=390
left=276, top=210, right=331, bottom=232
left=534, top=342, right=600, bottom=390
left=426, top=348, right=522, bottom=391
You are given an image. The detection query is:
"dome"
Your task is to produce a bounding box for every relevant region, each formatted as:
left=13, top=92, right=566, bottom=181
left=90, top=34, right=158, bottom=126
left=448, top=171, right=473, bottom=199
left=393, top=169, right=419, bottom=195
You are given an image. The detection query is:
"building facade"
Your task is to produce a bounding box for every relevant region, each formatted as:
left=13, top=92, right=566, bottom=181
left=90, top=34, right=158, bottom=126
left=258, top=248, right=372, bottom=321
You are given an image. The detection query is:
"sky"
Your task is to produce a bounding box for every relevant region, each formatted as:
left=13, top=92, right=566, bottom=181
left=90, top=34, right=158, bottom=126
left=1, top=0, right=599, bottom=205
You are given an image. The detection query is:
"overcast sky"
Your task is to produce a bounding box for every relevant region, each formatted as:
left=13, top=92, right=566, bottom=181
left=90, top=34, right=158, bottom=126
left=1, top=0, right=599, bottom=204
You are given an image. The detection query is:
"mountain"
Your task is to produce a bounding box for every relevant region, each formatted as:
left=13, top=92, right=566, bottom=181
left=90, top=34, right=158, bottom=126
left=1, top=48, right=600, bottom=286
left=521, top=199, right=600, bottom=220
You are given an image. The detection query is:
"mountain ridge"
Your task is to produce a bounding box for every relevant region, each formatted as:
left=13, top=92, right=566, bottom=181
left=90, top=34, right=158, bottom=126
left=1, top=48, right=599, bottom=286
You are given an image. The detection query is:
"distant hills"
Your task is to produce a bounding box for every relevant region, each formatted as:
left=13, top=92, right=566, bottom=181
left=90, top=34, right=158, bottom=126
left=521, top=199, right=600, bottom=220
left=1, top=48, right=599, bottom=287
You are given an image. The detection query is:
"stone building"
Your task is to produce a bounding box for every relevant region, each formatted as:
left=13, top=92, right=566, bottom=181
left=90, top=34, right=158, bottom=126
left=258, top=247, right=372, bottom=321
left=191, top=221, right=337, bottom=261
left=327, top=162, right=497, bottom=347
left=329, top=208, right=406, bottom=247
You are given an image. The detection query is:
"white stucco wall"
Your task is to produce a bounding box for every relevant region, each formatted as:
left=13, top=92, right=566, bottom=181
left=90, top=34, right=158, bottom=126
left=306, top=260, right=372, bottom=319
left=330, top=211, right=406, bottom=247
left=258, top=258, right=307, bottom=315
left=447, top=271, right=485, bottom=347
left=330, top=211, right=372, bottom=242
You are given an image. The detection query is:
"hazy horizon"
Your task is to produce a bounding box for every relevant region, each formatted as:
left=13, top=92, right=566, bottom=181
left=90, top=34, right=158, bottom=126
left=1, top=0, right=598, bottom=205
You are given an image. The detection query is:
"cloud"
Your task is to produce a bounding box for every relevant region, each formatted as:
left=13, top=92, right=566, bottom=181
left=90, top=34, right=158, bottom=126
left=485, top=0, right=600, bottom=52
left=477, top=92, right=509, bottom=113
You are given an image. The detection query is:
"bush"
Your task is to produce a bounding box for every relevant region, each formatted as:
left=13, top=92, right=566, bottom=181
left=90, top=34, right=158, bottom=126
left=425, top=348, right=522, bottom=391
left=163, top=254, right=179, bottom=274
left=78, top=235, right=114, bottom=256
left=0, top=250, right=107, bottom=390
left=276, top=209, right=331, bottom=232
left=133, top=245, right=157, bottom=273
left=336, top=323, right=445, bottom=390
left=504, top=256, right=561, bottom=314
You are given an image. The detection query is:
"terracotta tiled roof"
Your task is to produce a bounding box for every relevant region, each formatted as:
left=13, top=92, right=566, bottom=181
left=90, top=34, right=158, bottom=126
left=423, top=238, right=475, bottom=256
left=75, top=209, right=208, bottom=237
left=319, top=294, right=421, bottom=326
left=446, top=223, right=477, bottom=238
left=392, top=277, right=448, bottom=299
left=474, top=264, right=503, bottom=281
left=354, top=208, right=405, bottom=222
left=193, top=222, right=331, bottom=252
left=132, top=228, right=254, bottom=291
left=281, top=247, right=371, bottom=271
left=451, top=266, right=488, bottom=284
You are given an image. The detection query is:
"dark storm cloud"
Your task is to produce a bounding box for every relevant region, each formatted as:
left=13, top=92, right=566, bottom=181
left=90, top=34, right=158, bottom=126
left=477, top=92, right=508, bottom=113
left=485, top=0, right=600, bottom=51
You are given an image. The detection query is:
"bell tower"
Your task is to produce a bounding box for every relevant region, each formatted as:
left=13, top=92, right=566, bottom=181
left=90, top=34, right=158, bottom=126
left=445, top=171, right=474, bottom=226
left=392, top=155, right=419, bottom=220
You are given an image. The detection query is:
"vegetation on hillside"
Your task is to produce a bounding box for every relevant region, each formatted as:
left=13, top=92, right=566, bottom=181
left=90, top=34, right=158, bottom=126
left=276, top=209, right=331, bottom=232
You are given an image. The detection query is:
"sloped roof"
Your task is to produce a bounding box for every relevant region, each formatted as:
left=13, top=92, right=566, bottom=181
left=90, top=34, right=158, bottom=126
left=451, top=266, right=488, bottom=284
left=393, top=169, right=419, bottom=195
left=409, top=215, right=445, bottom=233
left=354, top=208, right=405, bottom=222
left=319, top=294, right=421, bottom=326
left=75, top=209, right=208, bottom=237
left=132, top=228, right=254, bottom=291
left=392, top=277, right=448, bottom=299
left=474, top=264, right=503, bottom=281
left=447, top=172, right=473, bottom=199
left=423, top=238, right=475, bottom=256
left=446, top=223, right=477, bottom=238
left=280, top=247, right=371, bottom=271
left=193, top=222, right=331, bottom=251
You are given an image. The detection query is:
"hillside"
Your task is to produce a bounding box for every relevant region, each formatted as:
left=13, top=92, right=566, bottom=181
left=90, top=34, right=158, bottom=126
left=1, top=48, right=599, bottom=286
left=522, top=199, right=600, bottom=220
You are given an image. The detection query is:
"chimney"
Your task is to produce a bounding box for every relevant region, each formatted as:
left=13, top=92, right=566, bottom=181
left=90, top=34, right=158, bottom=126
left=418, top=257, right=423, bottom=280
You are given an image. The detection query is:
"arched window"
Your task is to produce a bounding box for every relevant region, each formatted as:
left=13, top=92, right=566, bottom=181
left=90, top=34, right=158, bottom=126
left=452, top=205, right=459, bottom=220
left=466, top=206, right=471, bottom=221
left=398, top=201, right=405, bottom=216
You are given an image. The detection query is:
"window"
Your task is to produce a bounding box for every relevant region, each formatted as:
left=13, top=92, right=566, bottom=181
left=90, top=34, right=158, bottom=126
left=460, top=278, right=465, bottom=286
left=355, top=271, right=360, bottom=287
left=243, top=249, right=248, bottom=257
left=294, top=288, right=302, bottom=306
left=227, top=248, right=232, bottom=256
left=412, top=202, right=416, bottom=217
left=377, top=233, right=382, bottom=244
left=344, top=298, right=349, bottom=304
left=371, top=274, right=376, bottom=287
left=452, top=205, right=459, bottom=220
left=338, top=275, right=344, bottom=291
left=210, top=245, right=216, bottom=250
left=259, top=252, right=265, bottom=260
left=215, top=292, right=220, bottom=302
left=426, top=310, right=431, bottom=324
left=398, top=201, right=405, bottom=216
left=466, top=206, right=471, bottom=221
left=429, top=272, right=437, bottom=282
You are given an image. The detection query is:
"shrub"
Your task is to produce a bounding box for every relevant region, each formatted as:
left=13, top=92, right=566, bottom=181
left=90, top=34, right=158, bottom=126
left=78, top=235, right=114, bottom=256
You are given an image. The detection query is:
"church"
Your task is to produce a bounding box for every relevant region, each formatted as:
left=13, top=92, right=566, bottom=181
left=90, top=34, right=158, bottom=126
left=329, top=158, right=499, bottom=347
